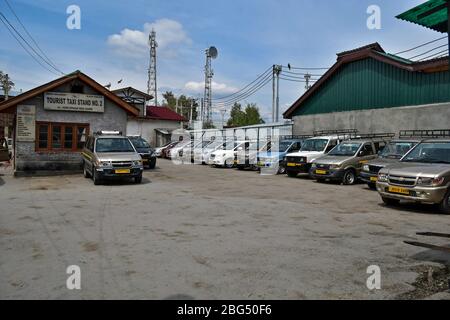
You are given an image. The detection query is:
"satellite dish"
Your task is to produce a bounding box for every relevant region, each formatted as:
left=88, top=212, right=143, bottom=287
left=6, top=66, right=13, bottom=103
left=208, top=46, right=218, bottom=59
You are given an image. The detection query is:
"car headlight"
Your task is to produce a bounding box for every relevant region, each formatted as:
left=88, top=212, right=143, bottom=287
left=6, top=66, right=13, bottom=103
left=363, top=164, right=369, bottom=172
left=378, top=173, right=388, bottom=182
left=100, top=161, right=111, bottom=167
left=417, top=177, right=445, bottom=187
left=311, top=163, right=317, bottom=168
left=329, top=164, right=341, bottom=169
left=133, top=160, right=143, bottom=166
left=283, top=157, right=287, bottom=162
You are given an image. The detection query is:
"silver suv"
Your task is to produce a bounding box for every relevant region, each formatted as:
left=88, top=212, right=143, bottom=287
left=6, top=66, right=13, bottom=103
left=310, top=134, right=394, bottom=185
left=376, top=134, right=450, bottom=214
left=82, top=131, right=144, bottom=185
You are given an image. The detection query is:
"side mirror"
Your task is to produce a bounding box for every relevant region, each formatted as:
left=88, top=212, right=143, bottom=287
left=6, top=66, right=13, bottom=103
left=358, top=150, right=365, bottom=157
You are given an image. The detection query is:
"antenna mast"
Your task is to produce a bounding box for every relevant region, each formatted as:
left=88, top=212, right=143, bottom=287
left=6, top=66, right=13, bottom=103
left=203, top=46, right=218, bottom=127
left=147, top=29, right=158, bottom=107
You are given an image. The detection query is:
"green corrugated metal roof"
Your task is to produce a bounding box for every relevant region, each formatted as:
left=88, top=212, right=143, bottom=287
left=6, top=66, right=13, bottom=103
left=396, top=0, right=448, bottom=33
left=375, top=52, right=413, bottom=64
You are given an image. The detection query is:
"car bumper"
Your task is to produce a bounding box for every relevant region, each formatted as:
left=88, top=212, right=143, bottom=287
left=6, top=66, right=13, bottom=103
left=140, top=155, right=156, bottom=167
left=285, top=162, right=311, bottom=173
left=96, top=167, right=143, bottom=178
left=359, top=171, right=379, bottom=184
left=309, top=168, right=345, bottom=180
left=376, top=182, right=448, bottom=204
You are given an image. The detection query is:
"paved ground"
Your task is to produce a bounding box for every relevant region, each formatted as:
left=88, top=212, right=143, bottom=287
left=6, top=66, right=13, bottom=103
left=0, top=160, right=449, bottom=300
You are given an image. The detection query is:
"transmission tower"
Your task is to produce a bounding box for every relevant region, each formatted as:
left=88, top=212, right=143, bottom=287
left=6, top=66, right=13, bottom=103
left=147, top=29, right=158, bottom=106
left=304, top=73, right=312, bottom=91
left=203, top=46, right=218, bottom=126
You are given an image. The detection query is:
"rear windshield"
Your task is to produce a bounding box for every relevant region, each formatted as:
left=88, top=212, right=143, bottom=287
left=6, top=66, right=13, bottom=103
left=301, top=139, right=328, bottom=152
left=96, top=138, right=135, bottom=153
left=128, top=137, right=150, bottom=149
left=379, top=142, right=415, bottom=159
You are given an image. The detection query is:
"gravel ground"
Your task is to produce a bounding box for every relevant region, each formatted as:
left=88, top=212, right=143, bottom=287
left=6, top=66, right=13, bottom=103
left=0, top=160, right=449, bottom=300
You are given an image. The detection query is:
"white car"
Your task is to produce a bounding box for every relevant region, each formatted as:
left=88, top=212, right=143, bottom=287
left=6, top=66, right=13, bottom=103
left=209, top=141, right=249, bottom=168
left=195, top=140, right=230, bottom=164
left=284, top=135, right=350, bottom=177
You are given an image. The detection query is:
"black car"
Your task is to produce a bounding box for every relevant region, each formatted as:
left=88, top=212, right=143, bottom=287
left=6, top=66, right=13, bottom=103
left=127, top=136, right=157, bottom=169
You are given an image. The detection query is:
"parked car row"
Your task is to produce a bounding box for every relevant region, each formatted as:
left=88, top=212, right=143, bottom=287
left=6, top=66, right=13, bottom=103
left=160, top=129, right=450, bottom=214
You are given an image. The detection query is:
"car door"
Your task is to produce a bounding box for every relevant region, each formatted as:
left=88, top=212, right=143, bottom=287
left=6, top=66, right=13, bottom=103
left=357, top=143, right=376, bottom=170
left=83, top=137, right=94, bottom=173
left=0, top=138, right=10, bottom=161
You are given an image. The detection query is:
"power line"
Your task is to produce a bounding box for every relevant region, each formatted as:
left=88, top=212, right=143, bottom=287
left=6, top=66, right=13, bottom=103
left=280, top=72, right=321, bottom=81
left=279, top=77, right=317, bottom=83
left=393, top=36, right=447, bottom=55
left=281, top=65, right=330, bottom=70
left=3, top=0, right=64, bottom=74
left=0, top=13, right=61, bottom=76
left=417, top=49, right=449, bottom=61
left=0, top=11, right=63, bottom=75
left=407, top=44, right=448, bottom=60
left=281, top=69, right=323, bottom=77
left=213, top=73, right=272, bottom=106
left=212, top=65, right=272, bottom=101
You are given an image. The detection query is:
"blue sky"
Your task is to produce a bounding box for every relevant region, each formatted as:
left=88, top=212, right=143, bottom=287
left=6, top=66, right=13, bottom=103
left=0, top=0, right=443, bottom=123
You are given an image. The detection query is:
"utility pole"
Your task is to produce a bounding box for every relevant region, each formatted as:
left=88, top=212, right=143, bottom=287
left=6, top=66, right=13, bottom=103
left=147, top=29, right=158, bottom=106
left=304, top=73, right=312, bottom=91
left=220, top=108, right=227, bottom=129
left=272, top=65, right=282, bottom=123
left=1, top=74, right=14, bottom=101
left=189, top=99, right=194, bottom=125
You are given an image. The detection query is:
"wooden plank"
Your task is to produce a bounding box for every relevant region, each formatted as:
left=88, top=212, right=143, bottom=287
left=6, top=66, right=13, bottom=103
left=417, top=232, right=450, bottom=238
left=404, top=241, right=450, bottom=253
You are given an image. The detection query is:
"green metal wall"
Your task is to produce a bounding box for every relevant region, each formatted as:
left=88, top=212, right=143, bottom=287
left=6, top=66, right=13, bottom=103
left=292, top=57, right=450, bottom=116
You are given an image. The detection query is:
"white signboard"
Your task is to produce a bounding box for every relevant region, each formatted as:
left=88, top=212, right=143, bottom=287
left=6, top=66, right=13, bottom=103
left=44, top=92, right=104, bottom=113
left=16, top=105, right=36, bottom=142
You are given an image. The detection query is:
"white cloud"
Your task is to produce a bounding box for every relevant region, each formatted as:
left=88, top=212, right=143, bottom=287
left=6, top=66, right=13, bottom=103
left=184, top=81, right=238, bottom=94
left=107, top=18, right=192, bottom=57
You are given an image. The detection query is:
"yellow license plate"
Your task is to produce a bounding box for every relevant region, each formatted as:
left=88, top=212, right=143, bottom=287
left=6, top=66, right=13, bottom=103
left=287, top=163, right=298, bottom=167
left=115, top=169, right=130, bottom=174
left=370, top=176, right=378, bottom=182
left=315, top=169, right=327, bottom=175
left=388, top=186, right=410, bottom=195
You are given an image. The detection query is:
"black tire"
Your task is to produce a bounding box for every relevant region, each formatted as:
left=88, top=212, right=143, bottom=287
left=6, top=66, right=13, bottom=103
left=148, top=159, right=156, bottom=169
left=381, top=197, right=400, bottom=206
left=439, top=189, right=450, bottom=214
left=237, top=166, right=245, bottom=170
left=343, top=169, right=356, bottom=185
left=368, top=182, right=377, bottom=190
left=93, top=169, right=102, bottom=185
left=287, top=170, right=297, bottom=178
left=83, top=162, right=91, bottom=178
left=316, top=178, right=325, bottom=183
left=277, top=163, right=286, bottom=175
left=134, top=174, right=142, bottom=184
left=224, top=159, right=234, bottom=169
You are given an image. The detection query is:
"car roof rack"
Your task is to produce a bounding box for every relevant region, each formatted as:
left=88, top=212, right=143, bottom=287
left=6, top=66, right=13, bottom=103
left=280, top=135, right=313, bottom=140
left=95, top=130, right=122, bottom=136
left=399, top=129, right=450, bottom=138
left=313, top=129, right=357, bottom=136
left=348, top=133, right=396, bottom=140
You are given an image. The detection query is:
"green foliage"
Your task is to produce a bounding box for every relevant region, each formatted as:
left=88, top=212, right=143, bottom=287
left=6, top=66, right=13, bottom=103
left=162, top=91, right=199, bottom=121
left=227, top=103, right=264, bottom=127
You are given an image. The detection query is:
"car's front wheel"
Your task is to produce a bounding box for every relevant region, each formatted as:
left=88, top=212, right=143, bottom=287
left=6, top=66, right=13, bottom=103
left=439, top=189, right=450, bottom=214
left=83, top=162, right=91, bottom=178
left=287, top=170, right=297, bottom=178
left=224, top=159, right=234, bottom=169
left=134, top=174, right=142, bottom=184
left=277, top=163, right=286, bottom=175
left=148, top=158, right=156, bottom=169
left=343, top=169, right=356, bottom=185
left=93, top=169, right=102, bottom=185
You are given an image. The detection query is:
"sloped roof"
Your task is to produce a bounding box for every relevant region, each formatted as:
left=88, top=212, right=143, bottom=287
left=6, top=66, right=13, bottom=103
left=283, top=43, right=449, bottom=119
left=0, top=71, right=140, bottom=115
left=396, top=0, right=449, bottom=33
left=112, top=87, right=153, bottom=100
left=140, top=106, right=187, bottom=122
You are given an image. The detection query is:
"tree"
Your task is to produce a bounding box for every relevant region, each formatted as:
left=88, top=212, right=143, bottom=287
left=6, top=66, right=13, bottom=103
left=162, top=91, right=199, bottom=121
left=0, top=71, right=14, bottom=100
left=227, top=102, right=264, bottom=127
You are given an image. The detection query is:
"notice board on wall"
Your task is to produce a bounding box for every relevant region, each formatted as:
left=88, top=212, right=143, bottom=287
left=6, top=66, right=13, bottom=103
left=16, top=105, right=36, bottom=142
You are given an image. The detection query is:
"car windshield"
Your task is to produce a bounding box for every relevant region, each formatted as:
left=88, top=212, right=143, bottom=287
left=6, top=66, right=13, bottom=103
left=129, top=137, right=150, bottom=149
left=402, top=142, right=450, bottom=164
left=328, top=142, right=361, bottom=156
left=96, top=138, right=135, bottom=153
left=205, top=141, right=222, bottom=150
left=301, top=139, right=328, bottom=152
left=379, top=142, right=416, bottom=159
